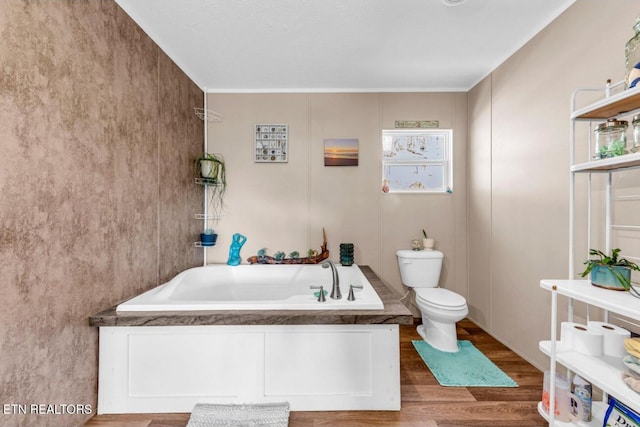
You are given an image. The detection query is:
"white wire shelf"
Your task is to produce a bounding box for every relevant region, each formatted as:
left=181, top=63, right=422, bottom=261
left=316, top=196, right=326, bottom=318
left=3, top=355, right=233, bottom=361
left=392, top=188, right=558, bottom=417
left=194, top=214, right=223, bottom=220
left=194, top=242, right=217, bottom=248
left=194, top=107, right=223, bottom=122
left=194, top=177, right=224, bottom=186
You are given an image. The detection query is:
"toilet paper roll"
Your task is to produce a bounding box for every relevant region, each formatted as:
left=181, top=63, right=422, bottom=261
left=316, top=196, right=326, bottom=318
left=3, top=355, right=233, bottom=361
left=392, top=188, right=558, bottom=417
left=561, top=322, right=604, bottom=356
left=587, top=321, right=631, bottom=358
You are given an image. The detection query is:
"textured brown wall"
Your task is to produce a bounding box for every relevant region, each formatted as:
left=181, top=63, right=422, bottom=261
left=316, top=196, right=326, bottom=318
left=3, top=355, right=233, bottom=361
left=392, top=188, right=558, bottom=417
left=0, top=1, right=202, bottom=426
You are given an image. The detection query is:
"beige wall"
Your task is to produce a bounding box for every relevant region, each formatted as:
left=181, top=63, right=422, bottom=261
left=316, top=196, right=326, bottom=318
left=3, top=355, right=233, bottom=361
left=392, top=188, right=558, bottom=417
left=0, top=2, right=202, bottom=426
left=4, top=2, right=638, bottom=424
left=468, top=0, right=640, bottom=369
left=206, top=92, right=468, bottom=312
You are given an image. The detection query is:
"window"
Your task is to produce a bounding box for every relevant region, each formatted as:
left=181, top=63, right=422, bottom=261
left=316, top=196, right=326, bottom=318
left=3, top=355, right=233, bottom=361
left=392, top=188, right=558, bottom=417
left=382, top=129, right=452, bottom=193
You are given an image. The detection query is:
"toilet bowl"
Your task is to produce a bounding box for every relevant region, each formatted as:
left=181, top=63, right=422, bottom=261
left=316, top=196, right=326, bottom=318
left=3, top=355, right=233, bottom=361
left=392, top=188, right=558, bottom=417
left=415, top=287, right=468, bottom=352
left=396, top=249, right=468, bottom=352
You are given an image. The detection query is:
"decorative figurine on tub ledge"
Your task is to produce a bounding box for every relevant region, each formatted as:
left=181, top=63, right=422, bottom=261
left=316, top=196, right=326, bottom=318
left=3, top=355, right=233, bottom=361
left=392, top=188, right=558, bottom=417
left=246, top=228, right=330, bottom=264
left=227, top=233, right=247, bottom=266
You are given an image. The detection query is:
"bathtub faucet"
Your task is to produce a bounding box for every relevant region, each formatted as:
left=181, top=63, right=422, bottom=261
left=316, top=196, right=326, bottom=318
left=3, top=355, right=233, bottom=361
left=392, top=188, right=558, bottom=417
left=322, top=260, right=341, bottom=299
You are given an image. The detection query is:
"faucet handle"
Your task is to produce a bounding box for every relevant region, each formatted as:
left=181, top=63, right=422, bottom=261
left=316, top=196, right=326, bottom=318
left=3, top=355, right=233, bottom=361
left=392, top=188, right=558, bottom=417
left=347, top=284, right=364, bottom=301
left=309, top=285, right=326, bottom=302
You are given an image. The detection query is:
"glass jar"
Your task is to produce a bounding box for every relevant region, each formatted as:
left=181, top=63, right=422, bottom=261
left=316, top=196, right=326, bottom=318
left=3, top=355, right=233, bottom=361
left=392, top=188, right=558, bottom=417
left=625, top=15, right=640, bottom=89
left=633, top=114, right=640, bottom=152
left=594, top=119, right=628, bottom=158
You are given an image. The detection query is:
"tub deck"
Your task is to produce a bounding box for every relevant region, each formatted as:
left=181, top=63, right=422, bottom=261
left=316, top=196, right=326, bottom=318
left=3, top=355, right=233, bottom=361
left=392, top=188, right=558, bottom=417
left=89, top=266, right=412, bottom=327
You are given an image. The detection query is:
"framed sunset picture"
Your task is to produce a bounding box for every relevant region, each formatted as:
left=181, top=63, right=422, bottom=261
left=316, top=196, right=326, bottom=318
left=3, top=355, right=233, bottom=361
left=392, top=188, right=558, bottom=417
left=324, top=138, right=359, bottom=166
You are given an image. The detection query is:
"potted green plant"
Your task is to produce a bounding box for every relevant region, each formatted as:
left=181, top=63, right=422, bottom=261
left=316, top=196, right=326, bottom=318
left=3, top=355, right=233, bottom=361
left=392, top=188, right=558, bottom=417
left=194, top=152, right=227, bottom=217
left=581, top=248, right=640, bottom=296
left=199, top=228, right=218, bottom=247
left=195, top=153, right=226, bottom=185
left=422, top=229, right=434, bottom=250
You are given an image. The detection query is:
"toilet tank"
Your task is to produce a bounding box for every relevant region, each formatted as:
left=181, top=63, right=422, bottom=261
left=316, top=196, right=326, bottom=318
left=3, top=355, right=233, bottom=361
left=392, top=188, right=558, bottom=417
left=396, top=250, right=443, bottom=288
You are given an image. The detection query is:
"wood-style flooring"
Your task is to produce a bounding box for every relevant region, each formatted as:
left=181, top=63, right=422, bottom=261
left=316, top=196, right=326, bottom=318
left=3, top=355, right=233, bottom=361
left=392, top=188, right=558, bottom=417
left=84, top=319, right=546, bottom=427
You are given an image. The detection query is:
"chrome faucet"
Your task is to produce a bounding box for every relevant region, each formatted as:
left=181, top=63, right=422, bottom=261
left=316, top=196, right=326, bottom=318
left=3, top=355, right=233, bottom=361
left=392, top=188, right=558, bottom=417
left=322, top=260, right=341, bottom=299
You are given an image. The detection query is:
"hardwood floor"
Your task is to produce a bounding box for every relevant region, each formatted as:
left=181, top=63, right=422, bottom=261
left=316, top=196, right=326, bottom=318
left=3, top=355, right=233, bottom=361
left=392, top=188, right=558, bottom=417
left=84, top=319, right=546, bottom=427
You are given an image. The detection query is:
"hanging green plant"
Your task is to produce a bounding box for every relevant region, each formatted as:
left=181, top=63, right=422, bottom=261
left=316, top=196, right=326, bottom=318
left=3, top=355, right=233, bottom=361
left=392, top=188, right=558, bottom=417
left=195, top=153, right=226, bottom=186
left=194, top=153, right=227, bottom=217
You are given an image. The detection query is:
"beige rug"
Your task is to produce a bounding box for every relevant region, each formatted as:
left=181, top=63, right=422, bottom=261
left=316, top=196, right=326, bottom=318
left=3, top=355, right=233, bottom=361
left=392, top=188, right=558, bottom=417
left=186, top=402, right=290, bottom=427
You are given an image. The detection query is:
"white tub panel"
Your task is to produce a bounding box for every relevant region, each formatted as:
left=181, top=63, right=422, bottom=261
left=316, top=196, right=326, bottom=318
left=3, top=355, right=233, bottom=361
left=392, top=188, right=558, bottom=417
left=98, top=325, right=400, bottom=413
left=264, top=331, right=373, bottom=396
left=128, top=332, right=263, bottom=397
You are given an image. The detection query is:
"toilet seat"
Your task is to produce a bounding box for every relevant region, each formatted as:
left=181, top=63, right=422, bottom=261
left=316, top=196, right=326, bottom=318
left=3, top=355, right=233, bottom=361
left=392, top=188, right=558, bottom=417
left=415, top=288, right=467, bottom=311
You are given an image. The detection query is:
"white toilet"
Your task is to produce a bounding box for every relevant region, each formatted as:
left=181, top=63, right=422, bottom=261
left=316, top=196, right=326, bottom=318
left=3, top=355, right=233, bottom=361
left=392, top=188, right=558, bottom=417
left=396, top=249, right=468, bottom=352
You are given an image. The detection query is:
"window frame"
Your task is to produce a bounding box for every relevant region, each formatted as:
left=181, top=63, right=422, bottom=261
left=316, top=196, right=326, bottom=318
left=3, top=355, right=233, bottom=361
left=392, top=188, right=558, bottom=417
left=382, top=129, right=453, bottom=194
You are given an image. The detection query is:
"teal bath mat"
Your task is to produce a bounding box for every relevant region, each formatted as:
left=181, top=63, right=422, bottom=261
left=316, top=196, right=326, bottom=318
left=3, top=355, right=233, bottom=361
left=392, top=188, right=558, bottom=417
left=412, top=340, right=518, bottom=387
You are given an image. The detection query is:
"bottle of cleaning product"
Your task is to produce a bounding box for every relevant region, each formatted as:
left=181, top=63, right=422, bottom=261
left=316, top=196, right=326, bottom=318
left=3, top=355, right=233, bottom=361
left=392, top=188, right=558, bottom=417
left=572, top=374, right=592, bottom=422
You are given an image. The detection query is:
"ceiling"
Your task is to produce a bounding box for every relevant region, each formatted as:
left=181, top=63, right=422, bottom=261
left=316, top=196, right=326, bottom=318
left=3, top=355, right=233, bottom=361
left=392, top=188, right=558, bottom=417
left=115, top=0, right=575, bottom=93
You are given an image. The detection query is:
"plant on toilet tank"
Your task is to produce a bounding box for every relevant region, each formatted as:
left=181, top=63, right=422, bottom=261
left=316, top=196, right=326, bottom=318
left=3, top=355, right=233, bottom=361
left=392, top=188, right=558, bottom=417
left=422, top=229, right=435, bottom=250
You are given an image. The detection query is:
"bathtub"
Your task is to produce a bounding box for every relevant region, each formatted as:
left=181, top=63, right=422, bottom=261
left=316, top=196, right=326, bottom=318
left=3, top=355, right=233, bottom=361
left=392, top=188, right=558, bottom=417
left=94, top=265, right=410, bottom=414
left=117, top=263, right=384, bottom=311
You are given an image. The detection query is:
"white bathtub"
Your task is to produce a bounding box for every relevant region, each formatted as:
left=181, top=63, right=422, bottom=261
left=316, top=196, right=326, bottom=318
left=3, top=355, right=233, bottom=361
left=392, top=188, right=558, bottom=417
left=117, top=263, right=384, bottom=311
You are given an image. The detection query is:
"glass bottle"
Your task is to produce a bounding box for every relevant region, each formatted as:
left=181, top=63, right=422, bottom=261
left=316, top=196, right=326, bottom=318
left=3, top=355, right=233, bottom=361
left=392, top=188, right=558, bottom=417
left=625, top=14, right=640, bottom=89
left=633, top=114, right=640, bottom=152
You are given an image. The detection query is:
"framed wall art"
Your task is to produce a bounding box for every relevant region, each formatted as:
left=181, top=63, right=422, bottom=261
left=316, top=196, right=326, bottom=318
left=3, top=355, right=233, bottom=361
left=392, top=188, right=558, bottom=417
left=255, top=124, right=288, bottom=163
left=324, top=138, right=359, bottom=166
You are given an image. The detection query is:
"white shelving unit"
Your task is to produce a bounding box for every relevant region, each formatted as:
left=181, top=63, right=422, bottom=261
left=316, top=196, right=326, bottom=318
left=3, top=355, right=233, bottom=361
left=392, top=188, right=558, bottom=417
left=194, top=97, right=224, bottom=265
left=193, top=178, right=223, bottom=248
left=539, top=83, right=640, bottom=426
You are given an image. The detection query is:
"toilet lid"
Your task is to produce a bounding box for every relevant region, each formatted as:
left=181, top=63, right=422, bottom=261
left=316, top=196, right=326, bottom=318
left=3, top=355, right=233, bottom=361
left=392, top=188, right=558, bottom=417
left=415, top=288, right=467, bottom=310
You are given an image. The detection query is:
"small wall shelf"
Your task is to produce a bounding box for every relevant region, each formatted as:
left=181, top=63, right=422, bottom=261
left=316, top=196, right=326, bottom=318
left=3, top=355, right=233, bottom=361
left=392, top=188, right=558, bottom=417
left=194, top=176, right=223, bottom=252
left=194, top=107, right=223, bottom=122
left=194, top=242, right=216, bottom=248
left=194, top=177, right=223, bottom=186
left=194, top=214, right=222, bottom=220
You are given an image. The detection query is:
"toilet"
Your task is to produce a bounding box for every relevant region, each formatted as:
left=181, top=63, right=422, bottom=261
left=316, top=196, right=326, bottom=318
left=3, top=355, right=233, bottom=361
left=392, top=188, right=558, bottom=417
left=396, top=249, right=468, bottom=352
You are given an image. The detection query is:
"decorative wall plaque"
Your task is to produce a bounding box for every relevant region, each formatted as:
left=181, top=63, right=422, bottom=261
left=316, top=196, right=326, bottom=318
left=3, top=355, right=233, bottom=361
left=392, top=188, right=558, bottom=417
left=394, top=120, right=439, bottom=129
left=255, top=124, right=288, bottom=162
